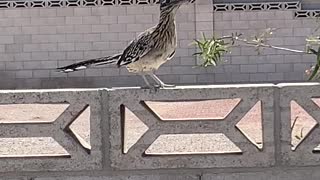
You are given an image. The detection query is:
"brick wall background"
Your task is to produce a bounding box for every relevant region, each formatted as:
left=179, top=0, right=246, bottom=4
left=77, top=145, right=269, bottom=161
left=210, top=2, right=316, bottom=83
left=0, top=0, right=318, bottom=89
left=0, top=0, right=201, bottom=89
left=215, top=0, right=320, bottom=9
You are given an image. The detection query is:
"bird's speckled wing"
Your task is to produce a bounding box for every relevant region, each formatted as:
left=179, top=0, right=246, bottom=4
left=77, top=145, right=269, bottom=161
left=117, top=28, right=155, bottom=67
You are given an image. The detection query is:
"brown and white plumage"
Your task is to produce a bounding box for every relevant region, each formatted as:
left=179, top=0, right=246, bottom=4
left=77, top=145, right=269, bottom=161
left=58, top=0, right=193, bottom=88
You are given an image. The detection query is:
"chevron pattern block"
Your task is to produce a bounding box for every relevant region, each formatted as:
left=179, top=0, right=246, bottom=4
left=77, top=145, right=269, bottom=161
left=0, top=90, right=102, bottom=171
left=2, top=84, right=320, bottom=171
left=108, top=86, right=275, bottom=169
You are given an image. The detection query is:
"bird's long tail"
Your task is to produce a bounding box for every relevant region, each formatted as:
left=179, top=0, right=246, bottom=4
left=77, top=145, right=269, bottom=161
left=57, top=53, right=122, bottom=73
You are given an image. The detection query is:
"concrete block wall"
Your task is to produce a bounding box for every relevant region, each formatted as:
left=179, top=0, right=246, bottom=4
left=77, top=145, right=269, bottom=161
left=1, top=83, right=320, bottom=179
left=210, top=1, right=319, bottom=84
left=0, top=0, right=318, bottom=89
left=0, top=0, right=200, bottom=89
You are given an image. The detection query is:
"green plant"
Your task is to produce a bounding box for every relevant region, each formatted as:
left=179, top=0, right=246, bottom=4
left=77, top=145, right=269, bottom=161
left=192, top=33, right=230, bottom=67
left=193, top=27, right=320, bottom=80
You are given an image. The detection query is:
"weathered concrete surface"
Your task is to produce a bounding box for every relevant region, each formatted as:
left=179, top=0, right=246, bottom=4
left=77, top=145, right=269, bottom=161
left=279, top=83, right=320, bottom=166
left=203, top=168, right=320, bottom=180
left=0, top=178, right=28, bottom=180
left=0, top=89, right=103, bottom=172
left=34, top=175, right=199, bottom=180
left=108, top=84, right=275, bottom=169
left=0, top=83, right=319, bottom=177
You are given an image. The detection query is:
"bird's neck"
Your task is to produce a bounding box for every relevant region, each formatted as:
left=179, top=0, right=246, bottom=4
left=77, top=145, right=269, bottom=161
left=157, top=6, right=179, bottom=30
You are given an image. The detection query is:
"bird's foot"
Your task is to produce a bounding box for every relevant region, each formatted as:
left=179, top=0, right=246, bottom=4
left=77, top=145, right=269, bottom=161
left=154, top=83, right=176, bottom=89
left=141, top=86, right=152, bottom=89
left=141, top=85, right=159, bottom=93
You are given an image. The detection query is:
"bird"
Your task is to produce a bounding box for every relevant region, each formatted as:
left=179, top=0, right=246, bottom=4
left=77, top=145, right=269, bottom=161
left=57, top=0, right=194, bottom=88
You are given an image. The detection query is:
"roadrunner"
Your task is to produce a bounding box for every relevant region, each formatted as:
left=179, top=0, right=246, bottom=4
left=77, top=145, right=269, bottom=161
left=58, top=0, right=193, bottom=88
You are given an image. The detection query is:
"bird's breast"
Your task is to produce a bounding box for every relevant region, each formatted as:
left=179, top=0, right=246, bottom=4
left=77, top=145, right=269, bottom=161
left=126, top=23, right=177, bottom=73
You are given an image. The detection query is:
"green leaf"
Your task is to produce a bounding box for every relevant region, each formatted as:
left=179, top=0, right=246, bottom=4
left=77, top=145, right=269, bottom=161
left=309, top=48, right=317, bottom=54
left=308, top=47, right=320, bottom=80
left=193, top=52, right=202, bottom=56
left=202, top=32, right=207, bottom=41
left=193, top=33, right=230, bottom=67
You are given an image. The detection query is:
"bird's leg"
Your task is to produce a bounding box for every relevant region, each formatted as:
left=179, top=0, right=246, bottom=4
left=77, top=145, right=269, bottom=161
left=149, top=73, right=175, bottom=88
left=140, top=74, right=153, bottom=89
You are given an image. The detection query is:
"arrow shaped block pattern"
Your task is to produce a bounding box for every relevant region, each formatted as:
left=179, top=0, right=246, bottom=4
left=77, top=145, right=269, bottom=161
left=291, top=100, right=318, bottom=151
left=236, top=101, right=263, bottom=150
left=145, top=134, right=242, bottom=155
left=122, top=106, right=149, bottom=154
left=144, top=99, right=241, bottom=121
left=0, top=104, right=69, bottom=123
left=68, top=106, right=91, bottom=152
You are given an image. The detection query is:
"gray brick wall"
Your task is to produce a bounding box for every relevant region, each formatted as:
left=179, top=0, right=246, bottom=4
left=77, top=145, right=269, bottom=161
left=0, top=0, right=317, bottom=89
left=215, top=0, right=320, bottom=9
left=0, top=2, right=203, bottom=89
left=212, top=8, right=316, bottom=83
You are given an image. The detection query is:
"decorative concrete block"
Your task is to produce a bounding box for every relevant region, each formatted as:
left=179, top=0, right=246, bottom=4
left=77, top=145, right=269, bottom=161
left=34, top=175, right=199, bottom=180
left=107, top=85, right=275, bottom=169
left=0, top=89, right=102, bottom=171
left=279, top=83, right=320, bottom=166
